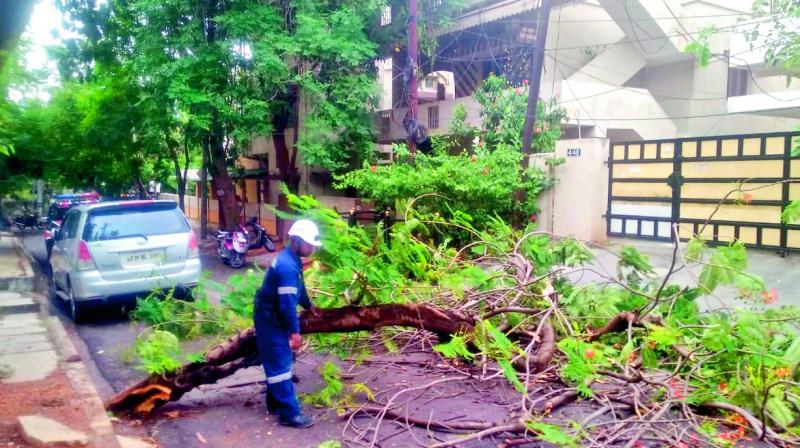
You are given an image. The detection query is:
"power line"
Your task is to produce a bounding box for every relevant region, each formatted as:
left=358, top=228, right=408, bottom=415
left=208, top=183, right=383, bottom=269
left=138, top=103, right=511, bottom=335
left=441, top=12, right=763, bottom=25
left=422, top=16, right=775, bottom=62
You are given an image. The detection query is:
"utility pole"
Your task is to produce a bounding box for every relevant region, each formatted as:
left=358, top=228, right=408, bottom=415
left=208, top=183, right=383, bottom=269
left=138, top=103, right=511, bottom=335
left=406, top=0, right=419, bottom=158
left=520, top=0, right=553, bottom=165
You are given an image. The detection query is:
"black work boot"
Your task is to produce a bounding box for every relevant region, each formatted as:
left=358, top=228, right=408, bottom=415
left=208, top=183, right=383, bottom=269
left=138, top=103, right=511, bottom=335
left=279, top=413, right=314, bottom=428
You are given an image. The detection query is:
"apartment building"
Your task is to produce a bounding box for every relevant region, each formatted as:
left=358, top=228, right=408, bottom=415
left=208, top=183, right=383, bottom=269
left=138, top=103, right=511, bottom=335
left=378, top=0, right=800, bottom=144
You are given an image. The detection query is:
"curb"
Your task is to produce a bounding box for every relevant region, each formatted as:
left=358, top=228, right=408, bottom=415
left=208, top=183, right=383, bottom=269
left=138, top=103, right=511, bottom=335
left=44, top=308, right=122, bottom=448
left=13, top=237, right=122, bottom=448
left=0, top=232, right=35, bottom=292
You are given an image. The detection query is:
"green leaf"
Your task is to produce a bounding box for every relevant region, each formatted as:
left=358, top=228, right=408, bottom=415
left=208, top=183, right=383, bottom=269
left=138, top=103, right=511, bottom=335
left=524, top=421, right=577, bottom=447
left=766, top=396, right=795, bottom=428
left=554, top=238, right=594, bottom=266
left=685, top=237, right=706, bottom=261
left=433, top=335, right=475, bottom=360
left=646, top=324, right=681, bottom=350
left=318, top=441, right=342, bottom=448
left=783, top=338, right=800, bottom=363
left=135, top=330, right=184, bottom=375
left=498, top=359, right=526, bottom=393
left=782, top=200, right=800, bottom=224
left=733, top=273, right=766, bottom=298
left=617, top=246, right=653, bottom=287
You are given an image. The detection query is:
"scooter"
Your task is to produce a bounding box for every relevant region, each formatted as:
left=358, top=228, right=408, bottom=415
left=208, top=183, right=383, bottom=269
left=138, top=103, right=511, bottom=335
left=214, top=226, right=248, bottom=269
left=244, top=217, right=276, bottom=252
left=14, top=212, right=43, bottom=231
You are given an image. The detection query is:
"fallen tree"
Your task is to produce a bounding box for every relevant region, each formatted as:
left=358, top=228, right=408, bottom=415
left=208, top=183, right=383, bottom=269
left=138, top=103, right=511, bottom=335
left=108, top=192, right=800, bottom=447
left=108, top=304, right=484, bottom=414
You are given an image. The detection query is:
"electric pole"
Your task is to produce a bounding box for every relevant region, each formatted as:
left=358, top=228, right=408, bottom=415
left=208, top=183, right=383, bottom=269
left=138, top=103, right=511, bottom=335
left=520, top=0, right=553, bottom=165
left=407, top=0, right=419, bottom=158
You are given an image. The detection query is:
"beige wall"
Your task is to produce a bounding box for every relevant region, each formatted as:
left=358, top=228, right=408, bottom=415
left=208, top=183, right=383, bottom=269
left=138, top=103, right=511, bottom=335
left=536, top=138, right=609, bottom=243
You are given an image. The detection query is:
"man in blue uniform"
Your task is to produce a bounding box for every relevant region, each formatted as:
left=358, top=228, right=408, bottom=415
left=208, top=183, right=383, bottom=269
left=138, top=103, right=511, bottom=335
left=253, top=219, right=321, bottom=428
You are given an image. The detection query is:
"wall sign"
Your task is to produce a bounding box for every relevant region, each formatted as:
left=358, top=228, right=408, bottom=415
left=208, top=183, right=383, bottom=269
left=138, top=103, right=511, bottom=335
left=567, top=148, right=581, bottom=157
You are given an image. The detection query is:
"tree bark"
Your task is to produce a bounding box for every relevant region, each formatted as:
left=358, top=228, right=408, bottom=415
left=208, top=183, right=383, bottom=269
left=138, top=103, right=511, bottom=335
left=200, top=139, right=209, bottom=239
left=207, top=128, right=240, bottom=230
left=106, top=304, right=475, bottom=415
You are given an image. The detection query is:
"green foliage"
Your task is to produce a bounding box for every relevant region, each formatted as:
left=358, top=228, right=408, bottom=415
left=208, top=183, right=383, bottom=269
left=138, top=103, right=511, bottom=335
left=336, top=73, right=566, bottom=240
left=751, top=0, right=800, bottom=71
left=304, top=361, right=345, bottom=407
left=303, top=361, right=375, bottom=413
left=135, top=331, right=185, bottom=375
left=472, top=74, right=567, bottom=152
left=553, top=238, right=594, bottom=267
left=433, top=336, right=475, bottom=360
left=782, top=200, right=800, bottom=224
left=697, top=241, right=765, bottom=297
left=617, top=246, right=654, bottom=287
left=524, top=421, right=578, bottom=448
left=336, top=146, right=553, bottom=237
left=684, top=26, right=718, bottom=67
left=685, top=237, right=707, bottom=261
left=317, top=441, right=342, bottom=448
left=557, top=338, right=611, bottom=397
left=561, top=286, right=623, bottom=326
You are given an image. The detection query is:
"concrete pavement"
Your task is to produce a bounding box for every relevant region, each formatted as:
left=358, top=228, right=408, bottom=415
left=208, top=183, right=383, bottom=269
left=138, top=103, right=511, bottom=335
left=581, top=237, right=800, bottom=308
left=0, top=232, right=128, bottom=447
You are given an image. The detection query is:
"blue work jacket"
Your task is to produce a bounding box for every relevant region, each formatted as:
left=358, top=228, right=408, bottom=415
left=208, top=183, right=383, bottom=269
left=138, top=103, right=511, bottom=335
left=254, top=249, right=312, bottom=334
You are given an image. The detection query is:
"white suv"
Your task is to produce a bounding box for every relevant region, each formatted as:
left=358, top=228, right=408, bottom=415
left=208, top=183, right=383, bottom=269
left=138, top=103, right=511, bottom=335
left=50, top=200, right=201, bottom=322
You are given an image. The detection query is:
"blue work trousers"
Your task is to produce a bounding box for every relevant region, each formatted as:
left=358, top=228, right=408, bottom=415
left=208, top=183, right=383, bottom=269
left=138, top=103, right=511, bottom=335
left=253, top=302, right=300, bottom=419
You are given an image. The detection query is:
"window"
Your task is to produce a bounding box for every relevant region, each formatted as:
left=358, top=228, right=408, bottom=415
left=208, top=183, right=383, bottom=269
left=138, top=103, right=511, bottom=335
left=380, top=110, right=391, bottom=134
left=64, top=211, right=80, bottom=239
left=380, top=6, right=392, bottom=26
left=517, top=26, right=535, bottom=44
left=424, top=78, right=436, bottom=89
left=82, top=204, right=189, bottom=242
left=428, top=106, right=439, bottom=129
left=727, top=67, right=748, bottom=97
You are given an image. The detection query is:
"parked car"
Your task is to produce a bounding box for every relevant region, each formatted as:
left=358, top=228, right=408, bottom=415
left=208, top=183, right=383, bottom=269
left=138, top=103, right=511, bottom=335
left=45, top=193, right=101, bottom=257
left=49, top=200, right=201, bottom=322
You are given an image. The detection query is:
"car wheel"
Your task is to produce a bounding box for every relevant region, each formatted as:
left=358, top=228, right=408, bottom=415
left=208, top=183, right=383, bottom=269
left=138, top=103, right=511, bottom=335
left=230, top=252, right=245, bottom=269
left=68, top=284, right=84, bottom=323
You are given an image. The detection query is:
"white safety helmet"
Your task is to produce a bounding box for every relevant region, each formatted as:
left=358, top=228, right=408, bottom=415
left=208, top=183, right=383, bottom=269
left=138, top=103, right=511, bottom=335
left=288, top=219, right=322, bottom=247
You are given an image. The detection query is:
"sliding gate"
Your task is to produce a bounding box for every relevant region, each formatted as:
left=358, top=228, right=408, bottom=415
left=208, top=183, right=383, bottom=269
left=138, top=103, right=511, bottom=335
left=607, top=131, right=800, bottom=254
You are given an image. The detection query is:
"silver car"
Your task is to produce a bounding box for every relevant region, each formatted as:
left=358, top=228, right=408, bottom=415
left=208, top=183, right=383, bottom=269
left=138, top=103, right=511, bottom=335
left=49, top=200, right=201, bottom=322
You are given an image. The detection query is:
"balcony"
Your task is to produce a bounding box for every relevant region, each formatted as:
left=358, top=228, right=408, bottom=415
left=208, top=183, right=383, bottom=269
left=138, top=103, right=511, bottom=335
left=727, top=90, right=800, bottom=119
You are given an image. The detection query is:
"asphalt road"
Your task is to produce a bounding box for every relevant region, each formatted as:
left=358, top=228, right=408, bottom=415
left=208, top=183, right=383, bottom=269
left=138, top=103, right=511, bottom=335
left=20, top=230, right=353, bottom=447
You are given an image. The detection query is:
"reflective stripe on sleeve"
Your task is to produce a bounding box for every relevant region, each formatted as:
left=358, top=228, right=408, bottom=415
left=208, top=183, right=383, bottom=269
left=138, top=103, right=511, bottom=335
left=277, top=286, right=298, bottom=295
left=266, top=371, right=293, bottom=384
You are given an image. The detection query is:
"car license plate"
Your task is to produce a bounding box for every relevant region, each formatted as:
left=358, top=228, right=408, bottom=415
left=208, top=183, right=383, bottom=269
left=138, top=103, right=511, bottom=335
left=123, top=250, right=165, bottom=266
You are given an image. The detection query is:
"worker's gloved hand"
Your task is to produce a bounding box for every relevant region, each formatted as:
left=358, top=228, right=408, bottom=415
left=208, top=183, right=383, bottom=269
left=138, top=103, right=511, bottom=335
left=289, top=332, right=303, bottom=350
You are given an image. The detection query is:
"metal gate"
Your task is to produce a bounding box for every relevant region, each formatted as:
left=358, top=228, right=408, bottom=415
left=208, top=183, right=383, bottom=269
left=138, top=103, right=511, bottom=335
left=607, top=131, right=800, bottom=254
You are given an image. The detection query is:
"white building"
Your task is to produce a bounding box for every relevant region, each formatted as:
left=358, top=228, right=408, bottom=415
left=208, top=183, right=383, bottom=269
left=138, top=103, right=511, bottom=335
left=377, top=0, right=800, bottom=143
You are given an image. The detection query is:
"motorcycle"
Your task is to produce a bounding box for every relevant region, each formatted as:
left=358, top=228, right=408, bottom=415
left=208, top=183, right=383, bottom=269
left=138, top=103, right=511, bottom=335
left=214, top=226, right=249, bottom=269
left=14, top=211, right=44, bottom=231
left=243, top=217, right=276, bottom=252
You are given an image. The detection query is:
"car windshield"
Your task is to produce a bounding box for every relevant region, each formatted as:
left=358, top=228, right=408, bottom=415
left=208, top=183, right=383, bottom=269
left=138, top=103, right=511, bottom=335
left=82, top=203, right=189, bottom=242
left=49, top=206, right=70, bottom=222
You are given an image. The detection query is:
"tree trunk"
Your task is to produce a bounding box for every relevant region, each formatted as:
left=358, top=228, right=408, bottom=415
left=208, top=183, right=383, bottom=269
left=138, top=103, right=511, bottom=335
left=106, top=304, right=475, bottom=415
left=207, top=125, right=240, bottom=230
left=181, top=137, right=189, bottom=212
left=200, top=139, right=209, bottom=240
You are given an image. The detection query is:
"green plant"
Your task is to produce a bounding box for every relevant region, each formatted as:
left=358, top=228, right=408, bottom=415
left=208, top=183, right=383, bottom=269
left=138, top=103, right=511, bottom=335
left=303, top=361, right=375, bottom=413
